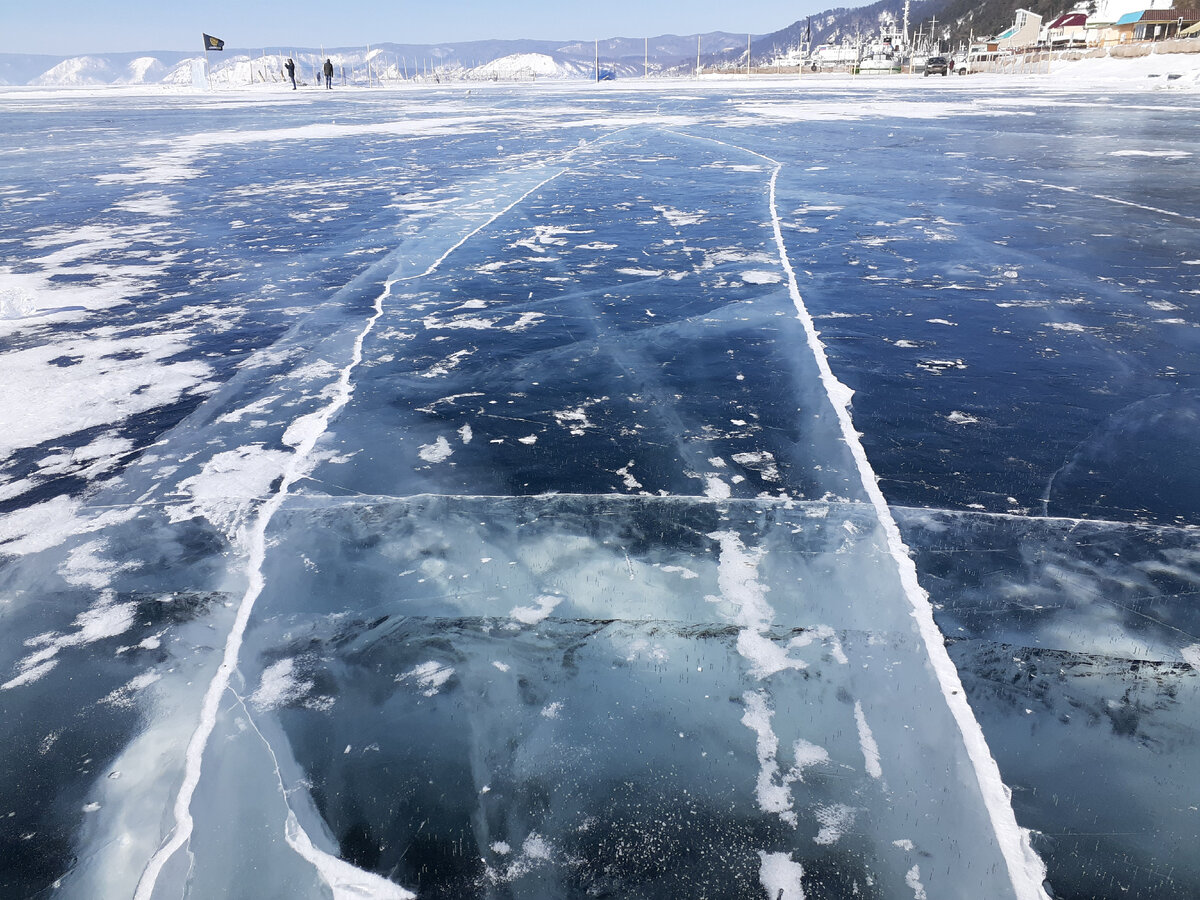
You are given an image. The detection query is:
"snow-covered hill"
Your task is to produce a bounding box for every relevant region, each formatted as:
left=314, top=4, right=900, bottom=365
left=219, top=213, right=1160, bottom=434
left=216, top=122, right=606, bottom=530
left=29, top=55, right=176, bottom=86
left=467, top=53, right=582, bottom=81
left=0, top=32, right=749, bottom=87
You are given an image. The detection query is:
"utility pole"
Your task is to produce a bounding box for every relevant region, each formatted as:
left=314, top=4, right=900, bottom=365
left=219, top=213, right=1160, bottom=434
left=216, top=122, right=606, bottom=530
left=696, top=34, right=701, bottom=77
left=595, top=39, right=599, bottom=82
left=645, top=36, right=648, bottom=78
left=747, top=34, right=752, bottom=75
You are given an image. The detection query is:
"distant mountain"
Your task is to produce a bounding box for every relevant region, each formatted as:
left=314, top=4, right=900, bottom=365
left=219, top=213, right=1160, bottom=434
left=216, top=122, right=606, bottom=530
left=0, top=50, right=196, bottom=86
left=701, top=0, right=1077, bottom=67
left=0, top=33, right=751, bottom=87
left=0, top=54, right=67, bottom=85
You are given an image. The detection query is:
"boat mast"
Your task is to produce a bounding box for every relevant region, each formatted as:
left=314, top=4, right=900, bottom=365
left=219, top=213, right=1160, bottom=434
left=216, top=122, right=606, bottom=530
left=903, top=0, right=911, bottom=45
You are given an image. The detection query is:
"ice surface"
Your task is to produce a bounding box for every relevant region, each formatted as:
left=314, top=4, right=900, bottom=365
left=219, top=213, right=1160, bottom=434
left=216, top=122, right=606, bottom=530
left=1, top=78, right=1198, bottom=899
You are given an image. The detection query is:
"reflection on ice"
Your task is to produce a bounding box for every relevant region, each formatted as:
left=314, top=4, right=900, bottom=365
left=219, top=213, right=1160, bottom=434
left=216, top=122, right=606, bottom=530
left=899, top=508, right=1200, bottom=899
left=197, top=494, right=1029, bottom=898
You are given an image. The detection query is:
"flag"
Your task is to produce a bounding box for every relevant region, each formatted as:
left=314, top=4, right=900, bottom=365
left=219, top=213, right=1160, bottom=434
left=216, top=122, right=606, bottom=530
left=203, top=33, right=225, bottom=51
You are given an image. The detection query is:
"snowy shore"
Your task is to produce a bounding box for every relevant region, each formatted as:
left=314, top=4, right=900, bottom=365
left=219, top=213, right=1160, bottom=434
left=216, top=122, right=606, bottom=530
left=3, top=45, right=1199, bottom=100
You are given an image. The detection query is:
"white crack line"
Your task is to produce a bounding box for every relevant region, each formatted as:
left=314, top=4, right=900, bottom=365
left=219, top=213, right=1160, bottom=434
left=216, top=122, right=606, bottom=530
left=667, top=127, right=1051, bottom=900
left=133, top=129, right=633, bottom=899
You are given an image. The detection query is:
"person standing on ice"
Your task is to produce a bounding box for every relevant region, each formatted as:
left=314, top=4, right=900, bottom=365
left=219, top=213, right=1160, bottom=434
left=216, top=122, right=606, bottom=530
left=323, top=58, right=333, bottom=89
left=285, top=57, right=296, bottom=89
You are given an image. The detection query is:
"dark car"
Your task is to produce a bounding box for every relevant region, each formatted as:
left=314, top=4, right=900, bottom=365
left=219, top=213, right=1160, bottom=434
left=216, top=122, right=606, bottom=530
left=924, top=56, right=950, bottom=76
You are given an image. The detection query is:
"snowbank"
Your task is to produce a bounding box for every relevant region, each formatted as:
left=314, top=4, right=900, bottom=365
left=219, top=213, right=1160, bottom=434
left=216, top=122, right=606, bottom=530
left=467, top=53, right=571, bottom=81
left=1049, top=47, right=1200, bottom=89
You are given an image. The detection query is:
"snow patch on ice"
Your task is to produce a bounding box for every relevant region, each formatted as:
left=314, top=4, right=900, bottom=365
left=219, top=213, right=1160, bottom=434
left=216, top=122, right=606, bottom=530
left=510, top=594, right=562, bottom=625
left=0, top=495, right=137, bottom=557
left=59, top=539, right=138, bottom=589
left=653, top=205, right=706, bottom=227
left=742, top=691, right=830, bottom=828
left=732, top=451, right=781, bottom=483
left=251, top=658, right=314, bottom=710
left=553, top=405, right=595, bottom=435
left=704, top=475, right=731, bottom=499
left=758, top=850, right=806, bottom=900
left=418, top=436, right=454, bottom=463
left=1109, top=149, right=1191, bottom=159
left=742, top=691, right=799, bottom=826
left=101, top=671, right=162, bottom=708
left=487, top=832, right=555, bottom=884
left=854, top=701, right=883, bottom=779
left=0, top=334, right=213, bottom=461
left=660, top=564, right=699, bottom=579
left=741, top=270, right=782, bottom=285
left=168, top=445, right=292, bottom=539
left=397, top=661, right=455, bottom=697
left=616, top=461, right=642, bottom=490
left=709, top=530, right=807, bottom=678
left=3, top=594, right=138, bottom=690
left=114, top=192, right=178, bottom=216
left=906, top=865, right=928, bottom=900
left=813, top=803, right=857, bottom=846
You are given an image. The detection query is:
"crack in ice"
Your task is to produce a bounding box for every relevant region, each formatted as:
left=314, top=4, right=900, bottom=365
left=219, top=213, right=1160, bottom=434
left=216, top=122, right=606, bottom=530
left=133, top=127, right=639, bottom=899
left=669, top=127, right=1051, bottom=900
left=133, top=268, right=395, bottom=899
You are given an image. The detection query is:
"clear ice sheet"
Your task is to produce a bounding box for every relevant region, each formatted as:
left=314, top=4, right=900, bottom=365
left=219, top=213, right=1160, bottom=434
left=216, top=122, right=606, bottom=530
left=0, top=82, right=1197, bottom=899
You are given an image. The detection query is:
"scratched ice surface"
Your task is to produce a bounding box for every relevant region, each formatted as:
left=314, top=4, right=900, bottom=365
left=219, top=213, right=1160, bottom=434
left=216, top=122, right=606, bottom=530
left=0, top=81, right=1198, bottom=900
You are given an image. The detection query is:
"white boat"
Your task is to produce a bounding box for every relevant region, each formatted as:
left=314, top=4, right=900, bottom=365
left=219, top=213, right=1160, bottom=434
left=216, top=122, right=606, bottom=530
left=856, top=36, right=905, bottom=74
left=809, top=41, right=860, bottom=71
left=854, top=0, right=915, bottom=74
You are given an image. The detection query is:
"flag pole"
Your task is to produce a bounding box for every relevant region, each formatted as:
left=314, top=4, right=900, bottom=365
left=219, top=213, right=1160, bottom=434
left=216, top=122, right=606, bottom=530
left=203, top=35, right=210, bottom=90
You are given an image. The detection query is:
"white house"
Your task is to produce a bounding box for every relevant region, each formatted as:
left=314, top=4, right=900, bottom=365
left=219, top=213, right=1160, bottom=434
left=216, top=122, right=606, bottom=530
left=995, top=9, right=1043, bottom=48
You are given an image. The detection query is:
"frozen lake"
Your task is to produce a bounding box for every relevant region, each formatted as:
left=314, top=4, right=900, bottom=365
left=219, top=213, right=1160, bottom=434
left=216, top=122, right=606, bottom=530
left=1, top=77, right=1198, bottom=899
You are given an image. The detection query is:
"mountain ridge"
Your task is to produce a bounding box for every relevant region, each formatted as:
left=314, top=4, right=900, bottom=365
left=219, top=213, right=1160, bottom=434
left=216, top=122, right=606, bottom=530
left=0, top=33, right=753, bottom=86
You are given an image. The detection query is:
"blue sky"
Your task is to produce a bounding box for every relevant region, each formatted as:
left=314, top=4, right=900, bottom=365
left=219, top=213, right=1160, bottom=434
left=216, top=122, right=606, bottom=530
left=5, top=1, right=819, bottom=55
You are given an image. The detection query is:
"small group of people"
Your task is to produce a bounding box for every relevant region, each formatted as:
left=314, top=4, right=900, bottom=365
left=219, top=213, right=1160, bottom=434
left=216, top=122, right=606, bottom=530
left=283, top=57, right=335, bottom=90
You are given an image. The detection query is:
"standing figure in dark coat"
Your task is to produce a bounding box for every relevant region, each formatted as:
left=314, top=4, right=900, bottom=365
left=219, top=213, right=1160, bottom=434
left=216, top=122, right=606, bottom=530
left=323, top=59, right=334, bottom=89
left=285, top=57, right=296, bottom=89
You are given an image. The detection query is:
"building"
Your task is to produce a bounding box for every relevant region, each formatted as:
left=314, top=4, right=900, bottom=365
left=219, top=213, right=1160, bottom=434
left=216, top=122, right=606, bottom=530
left=1133, top=7, right=1199, bottom=38
left=1044, top=12, right=1090, bottom=46
left=1109, top=7, right=1198, bottom=41
left=995, top=9, right=1044, bottom=49
left=1083, top=0, right=1177, bottom=44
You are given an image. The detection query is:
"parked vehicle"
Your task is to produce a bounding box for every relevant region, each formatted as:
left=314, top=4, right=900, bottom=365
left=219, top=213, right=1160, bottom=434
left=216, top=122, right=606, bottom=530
left=924, top=55, right=950, bottom=75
